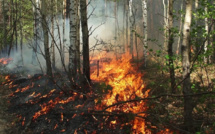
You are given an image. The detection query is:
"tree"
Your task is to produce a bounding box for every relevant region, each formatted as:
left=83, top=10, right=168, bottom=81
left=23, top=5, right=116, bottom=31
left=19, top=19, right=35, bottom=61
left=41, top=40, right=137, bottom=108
left=163, top=0, right=168, bottom=50
left=80, top=0, right=90, bottom=83
left=41, top=0, right=53, bottom=77
left=2, top=0, right=7, bottom=51
left=129, top=0, right=134, bottom=58
left=32, top=0, right=40, bottom=64
left=69, top=0, right=79, bottom=82
left=167, top=0, right=176, bottom=93
left=142, top=0, right=147, bottom=67
left=204, top=0, right=209, bottom=63
left=181, top=0, right=193, bottom=131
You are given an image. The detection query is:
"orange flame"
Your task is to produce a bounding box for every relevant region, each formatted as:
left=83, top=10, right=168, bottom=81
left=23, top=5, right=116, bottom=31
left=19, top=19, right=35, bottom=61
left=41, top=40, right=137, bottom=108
left=0, top=58, right=12, bottom=65
left=32, top=93, right=77, bottom=120
left=91, top=52, right=150, bottom=133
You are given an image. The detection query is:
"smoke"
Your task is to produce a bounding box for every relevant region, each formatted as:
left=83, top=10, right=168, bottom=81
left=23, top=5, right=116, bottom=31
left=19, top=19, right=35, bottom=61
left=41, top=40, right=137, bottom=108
left=0, top=0, right=134, bottom=75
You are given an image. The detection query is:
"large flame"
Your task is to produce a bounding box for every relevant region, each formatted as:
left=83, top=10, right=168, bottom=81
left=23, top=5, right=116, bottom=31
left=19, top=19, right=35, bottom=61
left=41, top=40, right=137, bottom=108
left=91, top=52, right=150, bottom=133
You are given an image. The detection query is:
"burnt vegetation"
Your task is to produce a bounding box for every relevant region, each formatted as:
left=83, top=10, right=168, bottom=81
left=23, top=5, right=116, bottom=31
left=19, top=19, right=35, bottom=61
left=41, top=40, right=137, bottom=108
left=0, top=0, right=215, bottom=134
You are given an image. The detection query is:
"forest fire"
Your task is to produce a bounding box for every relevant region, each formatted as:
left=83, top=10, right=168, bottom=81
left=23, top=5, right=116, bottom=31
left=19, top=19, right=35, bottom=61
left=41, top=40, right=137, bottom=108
left=91, top=52, right=151, bottom=133
left=0, top=58, right=12, bottom=65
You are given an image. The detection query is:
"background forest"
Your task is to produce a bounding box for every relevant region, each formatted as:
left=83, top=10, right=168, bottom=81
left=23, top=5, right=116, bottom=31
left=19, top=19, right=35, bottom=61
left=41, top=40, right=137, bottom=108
left=0, top=0, right=215, bottom=133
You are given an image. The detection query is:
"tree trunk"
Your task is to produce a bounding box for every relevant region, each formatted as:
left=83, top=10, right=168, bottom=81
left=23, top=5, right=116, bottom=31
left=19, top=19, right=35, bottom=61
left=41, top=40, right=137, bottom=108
left=62, top=0, right=66, bottom=66
left=204, top=3, right=208, bottom=63
left=163, top=0, right=168, bottom=51
left=2, top=0, right=7, bottom=50
left=19, top=1, right=24, bottom=65
left=51, top=6, right=56, bottom=69
left=126, top=0, right=129, bottom=53
left=77, top=0, right=81, bottom=74
left=129, top=0, right=134, bottom=59
left=15, top=0, right=18, bottom=50
left=142, top=0, right=147, bottom=67
left=32, top=0, right=39, bottom=64
left=69, top=0, right=78, bottom=81
left=182, top=0, right=193, bottom=131
left=80, top=0, right=90, bottom=83
left=41, top=0, right=53, bottom=77
left=176, top=1, right=184, bottom=54
left=168, top=0, right=176, bottom=93
left=122, top=0, right=126, bottom=53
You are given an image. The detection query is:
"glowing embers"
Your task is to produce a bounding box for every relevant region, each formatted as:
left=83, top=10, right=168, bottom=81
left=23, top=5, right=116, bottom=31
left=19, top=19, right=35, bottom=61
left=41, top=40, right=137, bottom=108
left=91, top=52, right=150, bottom=133
left=32, top=92, right=78, bottom=120
left=0, top=58, right=12, bottom=65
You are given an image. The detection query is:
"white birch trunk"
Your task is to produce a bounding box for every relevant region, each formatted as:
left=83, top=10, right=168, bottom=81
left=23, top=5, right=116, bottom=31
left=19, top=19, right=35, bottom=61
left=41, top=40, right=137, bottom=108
left=176, top=1, right=183, bottom=54
left=204, top=5, right=208, bottom=63
left=69, top=0, right=78, bottom=79
left=163, top=0, right=168, bottom=50
left=142, top=0, right=147, bottom=67
left=129, top=0, right=134, bottom=58
left=182, top=0, right=193, bottom=130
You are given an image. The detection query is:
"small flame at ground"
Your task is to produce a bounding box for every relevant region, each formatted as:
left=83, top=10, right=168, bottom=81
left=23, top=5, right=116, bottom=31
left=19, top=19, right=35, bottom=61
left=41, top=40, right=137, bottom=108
left=0, top=58, right=12, bottom=65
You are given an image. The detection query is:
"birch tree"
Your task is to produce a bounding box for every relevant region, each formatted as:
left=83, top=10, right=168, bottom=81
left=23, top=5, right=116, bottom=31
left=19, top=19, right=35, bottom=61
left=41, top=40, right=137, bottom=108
left=69, top=0, right=79, bottom=81
left=62, top=0, right=66, bottom=65
left=182, top=0, right=193, bottom=130
left=176, top=1, right=184, bottom=54
left=126, top=0, right=129, bottom=52
left=129, top=0, right=134, bottom=58
left=142, top=0, right=147, bottom=67
left=204, top=1, right=208, bottom=63
left=163, top=0, right=168, bottom=50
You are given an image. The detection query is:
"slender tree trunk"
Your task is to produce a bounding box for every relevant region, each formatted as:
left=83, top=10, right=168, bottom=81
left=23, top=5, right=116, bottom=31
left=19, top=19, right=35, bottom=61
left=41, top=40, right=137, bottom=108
left=41, top=0, right=53, bottom=77
left=80, top=0, right=90, bottom=83
left=163, top=0, right=168, bottom=50
left=62, top=0, right=66, bottom=65
left=69, top=0, right=78, bottom=81
left=129, top=0, right=134, bottom=59
left=2, top=0, right=7, bottom=50
left=51, top=6, right=56, bottom=69
left=122, top=0, right=126, bottom=53
left=126, top=0, right=129, bottom=53
left=19, top=1, right=24, bottom=65
left=77, top=0, right=81, bottom=74
left=176, top=1, right=184, bottom=54
left=32, top=0, right=39, bottom=64
left=15, top=0, right=18, bottom=50
left=168, top=0, right=176, bottom=93
left=182, top=0, right=193, bottom=131
left=142, top=0, right=147, bottom=67
left=204, top=3, right=208, bottom=63
left=135, top=26, right=139, bottom=65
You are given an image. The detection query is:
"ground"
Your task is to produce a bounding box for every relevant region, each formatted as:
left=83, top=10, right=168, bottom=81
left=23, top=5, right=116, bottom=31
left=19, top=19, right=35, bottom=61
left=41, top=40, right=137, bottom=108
left=0, top=84, right=11, bottom=134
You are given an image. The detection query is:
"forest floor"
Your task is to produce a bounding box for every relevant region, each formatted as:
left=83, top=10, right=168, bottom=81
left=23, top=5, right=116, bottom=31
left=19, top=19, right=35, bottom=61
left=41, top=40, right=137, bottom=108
left=0, top=83, right=15, bottom=134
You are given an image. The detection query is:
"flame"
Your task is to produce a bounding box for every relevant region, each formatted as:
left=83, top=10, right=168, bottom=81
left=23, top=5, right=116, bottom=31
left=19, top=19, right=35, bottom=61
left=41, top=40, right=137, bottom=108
left=61, top=113, right=63, bottom=122
left=61, top=129, right=66, bottom=132
left=0, top=58, right=12, bottom=65
left=32, top=94, right=77, bottom=120
left=91, top=52, right=150, bottom=133
left=22, top=117, right=25, bottom=126
left=54, top=124, right=58, bottom=129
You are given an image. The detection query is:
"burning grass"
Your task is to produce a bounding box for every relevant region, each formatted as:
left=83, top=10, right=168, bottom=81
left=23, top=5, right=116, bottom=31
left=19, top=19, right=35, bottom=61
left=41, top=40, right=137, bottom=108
left=0, top=53, right=177, bottom=134
left=91, top=52, right=151, bottom=133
